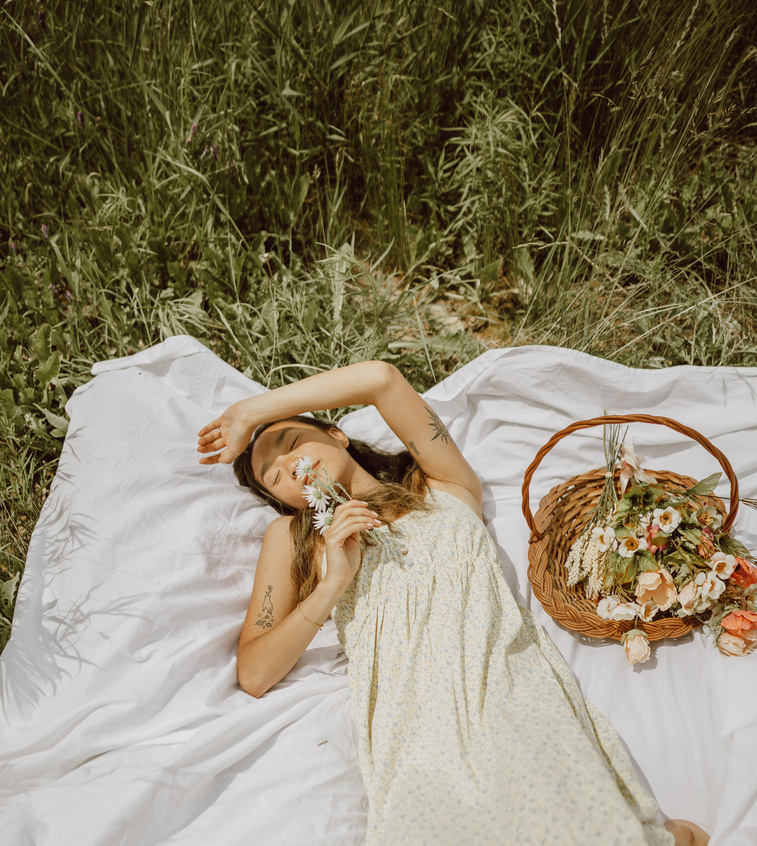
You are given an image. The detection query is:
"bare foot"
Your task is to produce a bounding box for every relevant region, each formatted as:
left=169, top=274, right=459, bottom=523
left=664, top=819, right=710, bottom=846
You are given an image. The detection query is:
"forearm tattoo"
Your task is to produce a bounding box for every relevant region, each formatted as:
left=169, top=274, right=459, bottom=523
left=408, top=440, right=421, bottom=456
left=426, top=408, right=451, bottom=444
left=254, top=584, right=275, bottom=628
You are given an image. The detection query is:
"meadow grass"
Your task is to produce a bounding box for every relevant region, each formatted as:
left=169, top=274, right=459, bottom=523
left=1, top=0, right=756, bottom=647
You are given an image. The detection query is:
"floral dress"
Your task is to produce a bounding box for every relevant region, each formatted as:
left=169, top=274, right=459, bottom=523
left=331, top=489, right=674, bottom=846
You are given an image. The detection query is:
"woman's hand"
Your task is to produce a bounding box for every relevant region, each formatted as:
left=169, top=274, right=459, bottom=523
left=197, top=399, right=258, bottom=465
left=321, top=501, right=383, bottom=590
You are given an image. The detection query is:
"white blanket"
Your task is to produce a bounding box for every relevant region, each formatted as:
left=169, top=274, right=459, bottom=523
left=1, top=336, right=756, bottom=845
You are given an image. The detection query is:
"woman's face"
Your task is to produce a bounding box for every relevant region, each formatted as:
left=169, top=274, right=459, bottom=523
left=250, top=421, right=353, bottom=511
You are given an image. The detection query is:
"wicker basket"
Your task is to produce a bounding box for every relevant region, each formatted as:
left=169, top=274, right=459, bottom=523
left=521, top=414, right=740, bottom=642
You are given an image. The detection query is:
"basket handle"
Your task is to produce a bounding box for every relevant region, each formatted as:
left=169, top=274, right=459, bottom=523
left=521, top=414, right=740, bottom=541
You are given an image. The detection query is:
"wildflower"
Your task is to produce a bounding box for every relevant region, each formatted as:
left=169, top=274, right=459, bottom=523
left=596, top=595, right=621, bottom=620
left=41, top=224, right=49, bottom=239
left=709, top=552, right=736, bottom=579
left=590, top=525, right=616, bottom=552
left=65, top=290, right=73, bottom=301
left=76, top=110, right=84, bottom=127
left=652, top=506, right=682, bottom=534
left=10, top=242, right=18, bottom=253
left=608, top=601, right=641, bottom=622
left=622, top=629, right=650, bottom=665
left=295, top=456, right=314, bottom=480
left=617, top=536, right=648, bottom=558
left=212, top=145, right=219, bottom=159
left=186, top=123, right=198, bottom=144
left=638, top=602, right=658, bottom=622
left=695, top=571, right=726, bottom=604
left=303, top=484, right=330, bottom=512
left=312, top=510, right=334, bottom=535
left=618, top=442, right=656, bottom=494
left=37, top=10, right=46, bottom=30
left=259, top=252, right=271, bottom=264
left=635, top=570, right=677, bottom=612
left=696, top=505, right=722, bottom=531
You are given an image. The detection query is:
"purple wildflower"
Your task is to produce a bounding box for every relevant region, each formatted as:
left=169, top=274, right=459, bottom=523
left=10, top=242, right=18, bottom=253
left=41, top=224, right=49, bottom=239
left=65, top=290, right=73, bottom=301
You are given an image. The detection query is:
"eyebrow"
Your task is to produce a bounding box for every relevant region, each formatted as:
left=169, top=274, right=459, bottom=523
left=258, top=428, right=293, bottom=482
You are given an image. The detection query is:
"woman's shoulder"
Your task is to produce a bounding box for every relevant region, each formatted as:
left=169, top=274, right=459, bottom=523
left=263, top=514, right=294, bottom=541
left=425, top=479, right=484, bottom=522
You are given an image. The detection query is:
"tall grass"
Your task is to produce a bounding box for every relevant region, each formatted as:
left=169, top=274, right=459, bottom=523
left=1, top=0, right=756, bottom=647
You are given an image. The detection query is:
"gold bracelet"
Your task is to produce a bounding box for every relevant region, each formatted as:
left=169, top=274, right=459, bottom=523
left=296, top=602, right=323, bottom=630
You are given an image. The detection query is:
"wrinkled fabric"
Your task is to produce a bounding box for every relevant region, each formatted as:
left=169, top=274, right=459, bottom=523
left=1, top=336, right=755, bottom=844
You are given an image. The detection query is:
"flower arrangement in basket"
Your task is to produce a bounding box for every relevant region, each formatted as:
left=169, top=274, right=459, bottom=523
left=522, top=415, right=757, bottom=666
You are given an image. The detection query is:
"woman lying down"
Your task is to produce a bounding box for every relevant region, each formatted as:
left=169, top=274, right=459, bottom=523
left=197, top=360, right=708, bottom=846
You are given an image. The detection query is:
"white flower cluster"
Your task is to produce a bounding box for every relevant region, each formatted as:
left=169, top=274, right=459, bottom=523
left=295, top=456, right=336, bottom=535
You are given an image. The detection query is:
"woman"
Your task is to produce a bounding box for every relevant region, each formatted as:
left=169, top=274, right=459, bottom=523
left=198, top=360, right=707, bottom=846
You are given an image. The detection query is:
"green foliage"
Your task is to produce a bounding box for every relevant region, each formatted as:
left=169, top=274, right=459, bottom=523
left=0, top=0, right=756, bottom=646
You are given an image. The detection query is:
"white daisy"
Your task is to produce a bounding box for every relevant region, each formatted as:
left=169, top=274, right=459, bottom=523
left=295, top=456, right=314, bottom=480
left=312, top=510, right=334, bottom=535
left=303, top=484, right=330, bottom=512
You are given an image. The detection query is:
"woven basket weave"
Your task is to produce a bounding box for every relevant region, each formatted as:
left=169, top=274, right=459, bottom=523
left=521, top=414, right=740, bottom=642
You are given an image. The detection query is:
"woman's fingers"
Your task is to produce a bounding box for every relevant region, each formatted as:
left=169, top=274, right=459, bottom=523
left=197, top=419, right=223, bottom=439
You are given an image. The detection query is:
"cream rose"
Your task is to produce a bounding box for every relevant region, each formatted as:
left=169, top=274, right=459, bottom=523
left=623, top=630, right=651, bottom=665
left=717, top=631, right=757, bottom=657
left=635, top=570, right=677, bottom=612
left=676, top=580, right=699, bottom=616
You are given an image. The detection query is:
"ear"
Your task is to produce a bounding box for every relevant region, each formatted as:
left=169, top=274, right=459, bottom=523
left=327, top=427, right=350, bottom=448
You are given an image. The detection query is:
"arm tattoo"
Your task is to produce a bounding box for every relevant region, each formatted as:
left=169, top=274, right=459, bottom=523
left=408, top=440, right=420, bottom=456
left=254, top=584, right=275, bottom=628
left=426, top=407, right=451, bottom=444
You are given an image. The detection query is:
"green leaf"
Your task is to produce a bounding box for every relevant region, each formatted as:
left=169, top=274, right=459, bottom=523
left=0, top=574, right=20, bottom=607
left=720, top=536, right=749, bottom=557
left=686, top=473, right=721, bottom=497
left=35, top=351, right=62, bottom=387
left=37, top=405, right=70, bottom=435
left=637, top=550, right=658, bottom=571
left=32, top=324, right=52, bottom=362
left=678, top=527, right=703, bottom=546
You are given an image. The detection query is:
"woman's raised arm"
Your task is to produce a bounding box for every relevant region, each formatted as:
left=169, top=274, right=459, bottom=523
left=197, top=361, right=482, bottom=508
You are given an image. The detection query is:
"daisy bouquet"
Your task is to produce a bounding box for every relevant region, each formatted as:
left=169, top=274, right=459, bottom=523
left=295, top=456, right=383, bottom=542
left=565, top=438, right=757, bottom=665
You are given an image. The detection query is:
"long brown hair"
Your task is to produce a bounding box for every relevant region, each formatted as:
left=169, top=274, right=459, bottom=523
left=233, top=415, right=428, bottom=602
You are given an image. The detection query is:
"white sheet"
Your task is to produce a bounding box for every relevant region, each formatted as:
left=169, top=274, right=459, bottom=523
left=1, top=336, right=756, bottom=845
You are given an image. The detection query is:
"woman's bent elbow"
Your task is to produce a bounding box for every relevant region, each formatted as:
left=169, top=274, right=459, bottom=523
left=237, top=666, right=270, bottom=699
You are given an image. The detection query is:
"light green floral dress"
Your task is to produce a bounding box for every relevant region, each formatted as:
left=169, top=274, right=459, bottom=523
left=332, top=489, right=674, bottom=846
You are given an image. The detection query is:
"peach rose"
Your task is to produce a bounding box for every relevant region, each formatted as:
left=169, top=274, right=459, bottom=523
left=623, top=630, right=651, bottom=665
left=730, top=558, right=757, bottom=589
left=717, top=631, right=757, bottom=656
left=635, top=570, right=677, bottom=612
left=721, top=609, right=757, bottom=636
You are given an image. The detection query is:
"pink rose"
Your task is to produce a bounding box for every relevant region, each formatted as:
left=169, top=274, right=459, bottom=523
left=721, top=609, right=757, bottom=636
left=730, top=558, right=757, bottom=589
left=623, top=630, right=651, bottom=665
left=635, top=570, right=677, bottom=612
left=717, top=631, right=757, bottom=657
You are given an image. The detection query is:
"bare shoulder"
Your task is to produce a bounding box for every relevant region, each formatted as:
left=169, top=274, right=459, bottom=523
left=263, top=514, right=294, bottom=544
left=426, top=479, right=484, bottom=521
